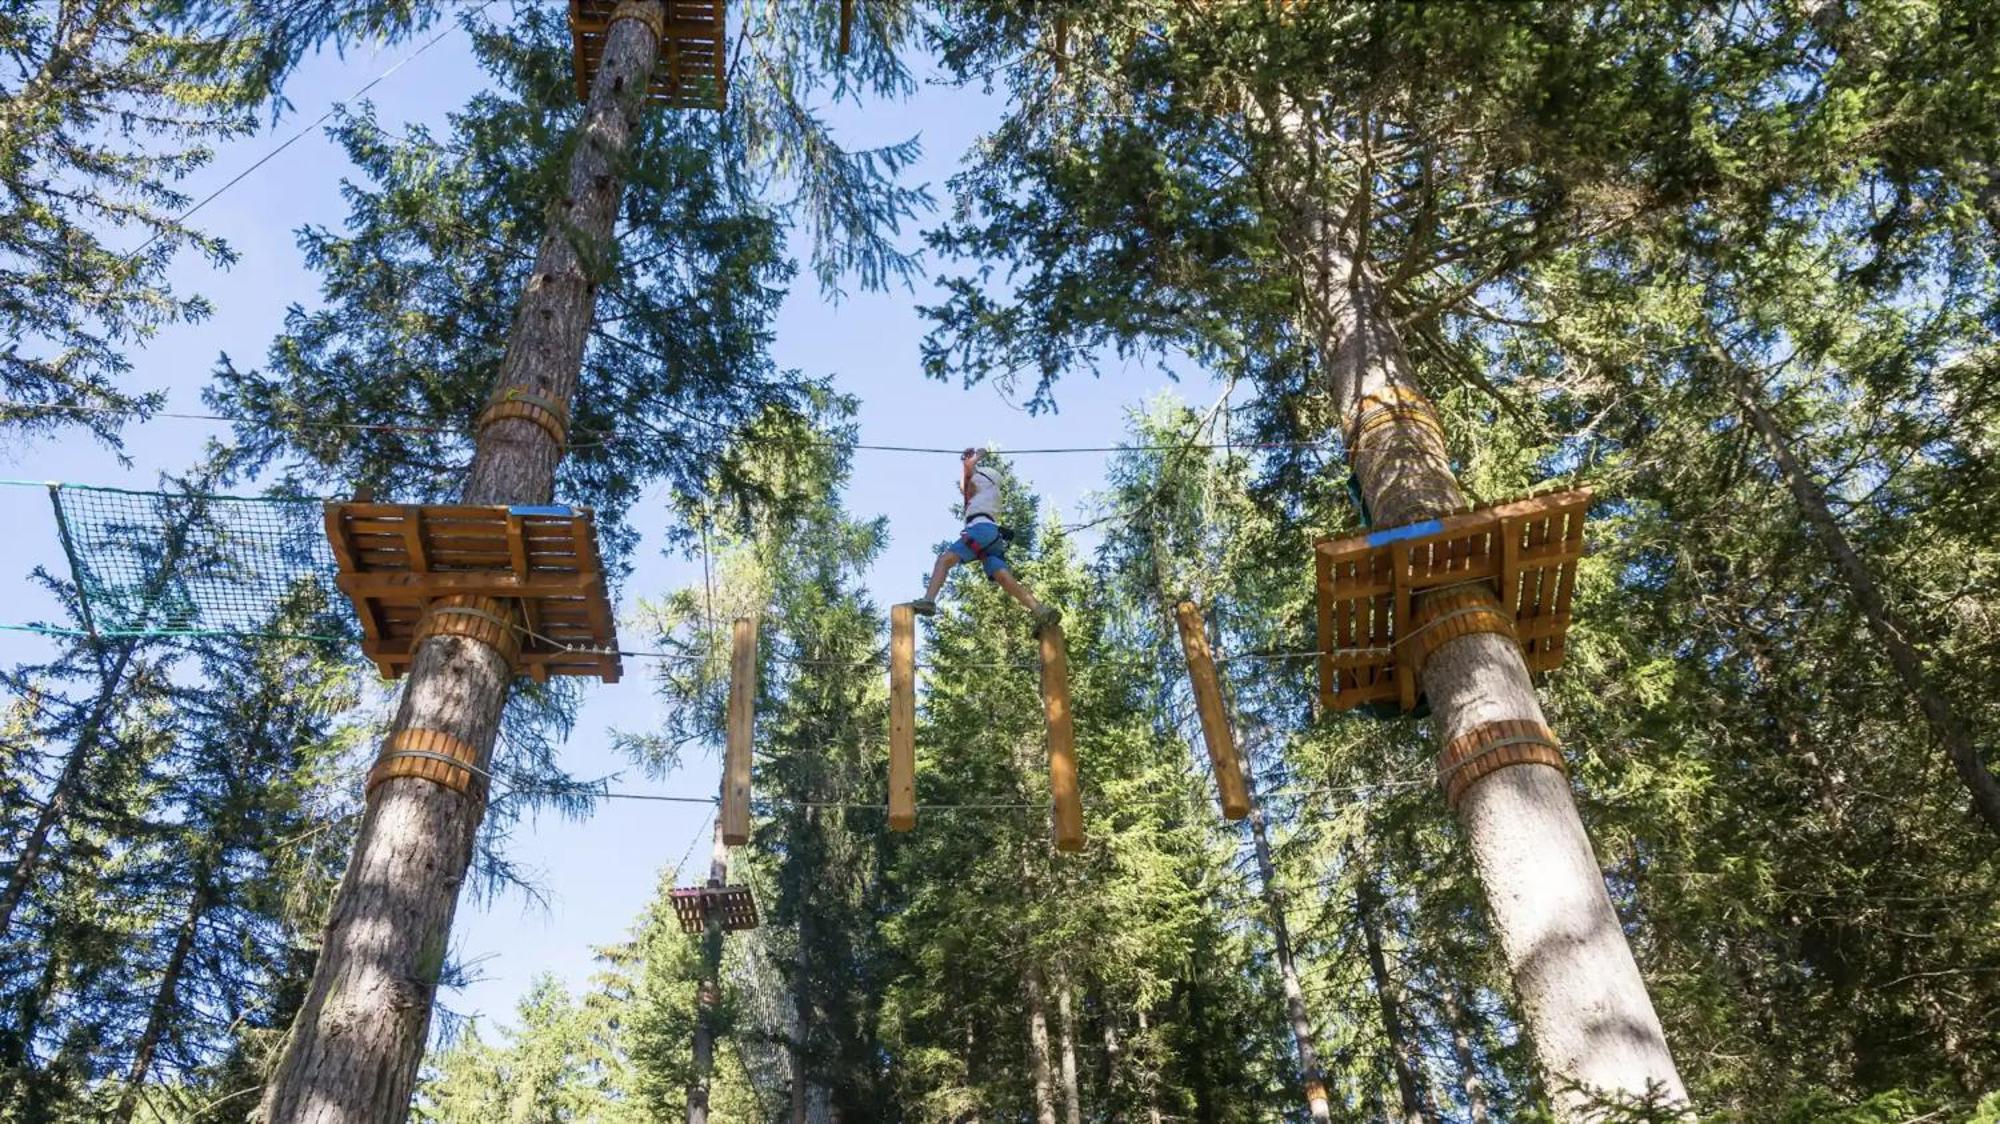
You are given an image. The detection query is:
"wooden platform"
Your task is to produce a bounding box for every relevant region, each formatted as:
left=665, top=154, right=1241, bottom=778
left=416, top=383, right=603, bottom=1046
left=669, top=884, right=760, bottom=933
left=1315, top=487, right=1589, bottom=713
left=569, top=0, right=727, bottom=110
left=325, top=502, right=621, bottom=683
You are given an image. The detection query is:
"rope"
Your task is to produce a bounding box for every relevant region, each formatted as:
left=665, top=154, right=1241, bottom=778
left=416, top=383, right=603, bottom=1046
left=118, top=0, right=500, bottom=266
left=0, top=400, right=1329, bottom=458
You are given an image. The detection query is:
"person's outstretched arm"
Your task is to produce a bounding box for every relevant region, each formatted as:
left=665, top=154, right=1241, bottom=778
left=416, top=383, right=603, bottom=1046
left=961, top=448, right=980, bottom=508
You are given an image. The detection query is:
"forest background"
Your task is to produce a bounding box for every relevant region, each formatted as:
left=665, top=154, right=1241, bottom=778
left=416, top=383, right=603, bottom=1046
left=0, top=1, right=1997, bottom=1121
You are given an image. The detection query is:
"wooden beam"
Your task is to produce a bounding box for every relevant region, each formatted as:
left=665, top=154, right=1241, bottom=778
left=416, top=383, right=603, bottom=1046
left=334, top=570, right=599, bottom=600
left=1039, top=623, right=1085, bottom=853
left=888, top=604, right=916, bottom=832
left=400, top=507, right=430, bottom=573
left=1175, top=601, right=1250, bottom=821
left=722, top=615, right=757, bottom=847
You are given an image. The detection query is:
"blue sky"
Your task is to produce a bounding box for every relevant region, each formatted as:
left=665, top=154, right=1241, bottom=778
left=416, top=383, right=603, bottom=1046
left=0, top=12, right=1215, bottom=1037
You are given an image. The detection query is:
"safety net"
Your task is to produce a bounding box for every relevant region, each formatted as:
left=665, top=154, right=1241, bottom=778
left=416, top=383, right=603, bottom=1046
left=46, top=483, right=344, bottom=639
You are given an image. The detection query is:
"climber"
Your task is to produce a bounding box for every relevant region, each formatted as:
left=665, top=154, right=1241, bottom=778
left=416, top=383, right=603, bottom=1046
left=908, top=448, right=1062, bottom=630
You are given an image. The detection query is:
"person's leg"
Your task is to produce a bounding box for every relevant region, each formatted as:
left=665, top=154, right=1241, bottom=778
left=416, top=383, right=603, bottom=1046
left=992, top=563, right=1060, bottom=628
left=921, top=551, right=955, bottom=602
left=912, top=540, right=970, bottom=614
left=993, top=571, right=1043, bottom=613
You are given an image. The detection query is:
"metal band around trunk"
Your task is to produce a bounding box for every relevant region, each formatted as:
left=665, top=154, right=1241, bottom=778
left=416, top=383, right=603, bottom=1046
left=610, top=0, right=667, bottom=42
left=414, top=595, right=522, bottom=668
left=1437, top=719, right=1565, bottom=809
left=476, top=388, right=570, bottom=448
left=1401, top=588, right=1515, bottom=680
left=1345, top=385, right=1445, bottom=450
left=366, top=728, right=489, bottom=804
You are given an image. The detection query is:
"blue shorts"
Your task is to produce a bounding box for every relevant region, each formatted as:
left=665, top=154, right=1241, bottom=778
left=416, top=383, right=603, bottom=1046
left=943, top=520, right=1009, bottom=578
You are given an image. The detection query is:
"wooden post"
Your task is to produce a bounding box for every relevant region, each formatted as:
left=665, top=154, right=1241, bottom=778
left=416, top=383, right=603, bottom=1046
left=722, top=615, right=757, bottom=847
left=839, top=0, right=854, bottom=57
left=888, top=605, right=917, bottom=831
left=1039, top=624, right=1085, bottom=852
left=1174, top=600, right=1250, bottom=820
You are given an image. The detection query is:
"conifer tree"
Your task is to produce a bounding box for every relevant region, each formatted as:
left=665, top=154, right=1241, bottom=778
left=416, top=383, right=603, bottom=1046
left=0, top=0, right=265, bottom=443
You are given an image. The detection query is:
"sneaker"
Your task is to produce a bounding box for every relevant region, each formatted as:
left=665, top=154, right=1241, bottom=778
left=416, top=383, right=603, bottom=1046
left=1033, top=605, right=1062, bottom=631
left=908, top=598, right=937, bottom=616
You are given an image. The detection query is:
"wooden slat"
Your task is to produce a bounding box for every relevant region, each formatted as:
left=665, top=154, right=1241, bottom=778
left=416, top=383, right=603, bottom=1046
left=721, top=616, right=756, bottom=846
left=400, top=506, right=430, bottom=573
left=1394, top=545, right=1415, bottom=712
left=1315, top=550, right=1336, bottom=712
left=1039, top=623, right=1085, bottom=853
left=1312, top=488, right=1591, bottom=713
left=888, top=605, right=917, bottom=832
left=328, top=501, right=621, bottom=684
left=1176, top=601, right=1249, bottom=821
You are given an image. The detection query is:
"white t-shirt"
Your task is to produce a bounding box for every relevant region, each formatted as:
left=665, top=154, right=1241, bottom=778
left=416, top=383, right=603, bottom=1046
left=964, top=466, right=1000, bottom=523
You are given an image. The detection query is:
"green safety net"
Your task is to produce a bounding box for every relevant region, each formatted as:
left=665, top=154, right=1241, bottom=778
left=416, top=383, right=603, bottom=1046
left=45, top=483, right=345, bottom=640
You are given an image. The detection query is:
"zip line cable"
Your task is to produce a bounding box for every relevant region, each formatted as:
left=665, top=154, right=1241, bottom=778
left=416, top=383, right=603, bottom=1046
left=118, top=0, right=500, bottom=267
left=0, top=399, right=1328, bottom=459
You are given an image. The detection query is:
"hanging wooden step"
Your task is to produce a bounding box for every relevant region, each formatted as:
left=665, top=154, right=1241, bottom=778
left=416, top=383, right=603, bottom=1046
left=1315, top=487, right=1589, bottom=714
left=1039, top=622, right=1086, bottom=853
left=668, top=884, right=760, bottom=932
left=721, top=615, right=757, bottom=847
left=325, top=502, right=621, bottom=683
left=1175, top=600, right=1250, bottom=821
left=887, top=604, right=917, bottom=832
left=569, top=0, right=728, bottom=110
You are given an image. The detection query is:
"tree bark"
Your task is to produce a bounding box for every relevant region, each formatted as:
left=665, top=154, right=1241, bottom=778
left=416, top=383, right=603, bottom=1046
left=1442, top=986, right=1489, bottom=1124
left=0, top=641, right=135, bottom=937
left=256, top=9, right=664, bottom=1121
left=1024, top=966, right=1059, bottom=1124
left=1233, top=728, right=1333, bottom=1123
left=1135, top=1007, right=1164, bottom=1124
left=1356, top=868, right=1430, bottom=1124
left=113, top=879, right=212, bottom=1123
left=689, top=818, right=728, bottom=1124
left=1297, top=226, right=1686, bottom=1114
left=1056, top=969, right=1083, bottom=1124
left=790, top=810, right=816, bottom=1124
left=1725, top=346, right=2000, bottom=836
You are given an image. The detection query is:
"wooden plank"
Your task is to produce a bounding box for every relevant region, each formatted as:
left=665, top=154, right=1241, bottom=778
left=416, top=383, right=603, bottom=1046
left=335, top=570, right=599, bottom=600
left=506, top=513, right=529, bottom=580
left=1394, top=545, right=1415, bottom=711
left=1176, top=601, right=1250, bottom=821
left=721, top=615, right=757, bottom=847
left=1315, top=549, right=1336, bottom=713
left=888, top=605, right=917, bottom=832
left=1039, top=623, right=1085, bottom=853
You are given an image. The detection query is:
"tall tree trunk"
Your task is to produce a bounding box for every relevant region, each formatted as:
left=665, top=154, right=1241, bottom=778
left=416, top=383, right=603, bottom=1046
left=256, top=7, right=665, bottom=1121
left=1442, top=985, right=1490, bottom=1124
left=1230, top=722, right=1333, bottom=1123
left=0, top=642, right=134, bottom=937
left=963, top=1019, right=983, bottom=1124
left=112, top=880, right=212, bottom=1123
left=1296, top=220, right=1686, bottom=1113
left=1024, top=966, right=1059, bottom=1124
left=1056, top=969, right=1083, bottom=1124
left=790, top=809, right=816, bottom=1124
left=689, top=818, right=729, bottom=1124
left=1725, top=346, right=2000, bottom=836
left=1135, top=1007, right=1164, bottom=1124
left=1356, top=869, right=1431, bottom=1124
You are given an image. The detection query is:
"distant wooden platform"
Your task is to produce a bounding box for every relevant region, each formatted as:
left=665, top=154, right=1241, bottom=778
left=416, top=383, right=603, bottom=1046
left=570, top=0, right=727, bottom=110
left=325, top=502, right=621, bottom=683
left=669, top=884, right=760, bottom=932
left=1315, top=487, right=1589, bottom=713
